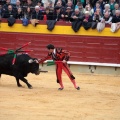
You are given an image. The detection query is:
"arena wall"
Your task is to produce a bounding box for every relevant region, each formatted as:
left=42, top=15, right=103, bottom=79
left=0, top=19, right=120, bottom=75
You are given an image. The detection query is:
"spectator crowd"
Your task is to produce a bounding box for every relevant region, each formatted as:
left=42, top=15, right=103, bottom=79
left=0, top=0, right=120, bottom=32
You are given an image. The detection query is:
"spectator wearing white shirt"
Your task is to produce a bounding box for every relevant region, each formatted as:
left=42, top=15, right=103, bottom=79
left=110, top=10, right=120, bottom=32
left=97, top=12, right=112, bottom=32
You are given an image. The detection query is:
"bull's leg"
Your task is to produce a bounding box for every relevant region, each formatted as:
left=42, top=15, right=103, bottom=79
left=19, top=77, right=33, bottom=89
left=15, top=77, right=22, bottom=87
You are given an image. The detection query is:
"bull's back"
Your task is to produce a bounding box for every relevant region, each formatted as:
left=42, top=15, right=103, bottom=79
left=15, top=54, right=31, bottom=64
left=0, top=54, right=14, bottom=67
left=0, top=54, right=31, bottom=75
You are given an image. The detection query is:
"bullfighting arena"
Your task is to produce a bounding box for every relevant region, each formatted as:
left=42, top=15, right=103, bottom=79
left=0, top=71, right=120, bottom=120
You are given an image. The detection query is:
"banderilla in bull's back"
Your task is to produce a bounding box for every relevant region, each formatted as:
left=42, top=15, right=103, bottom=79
left=0, top=42, right=33, bottom=65
left=0, top=42, right=32, bottom=56
left=0, top=42, right=48, bottom=72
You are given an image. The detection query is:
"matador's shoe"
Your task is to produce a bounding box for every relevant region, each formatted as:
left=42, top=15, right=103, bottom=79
left=76, top=86, right=80, bottom=90
left=58, top=88, right=64, bottom=90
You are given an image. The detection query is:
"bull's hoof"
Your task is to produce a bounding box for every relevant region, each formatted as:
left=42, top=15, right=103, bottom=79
left=28, top=85, right=33, bottom=89
left=18, top=84, right=22, bottom=87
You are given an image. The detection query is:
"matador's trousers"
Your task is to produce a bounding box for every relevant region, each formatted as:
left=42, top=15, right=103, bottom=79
left=55, top=61, right=77, bottom=89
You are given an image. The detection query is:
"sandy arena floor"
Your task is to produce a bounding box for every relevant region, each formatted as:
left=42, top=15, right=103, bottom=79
left=0, top=71, right=120, bottom=120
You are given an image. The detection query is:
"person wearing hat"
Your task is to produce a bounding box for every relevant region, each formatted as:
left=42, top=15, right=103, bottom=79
left=53, top=5, right=64, bottom=21
left=64, top=6, right=73, bottom=22
left=39, top=44, right=80, bottom=90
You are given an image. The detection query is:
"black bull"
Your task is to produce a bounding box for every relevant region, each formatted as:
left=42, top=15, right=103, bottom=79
left=0, top=53, right=41, bottom=89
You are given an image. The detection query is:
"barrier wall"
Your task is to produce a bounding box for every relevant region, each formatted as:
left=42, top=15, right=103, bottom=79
left=0, top=19, right=120, bottom=65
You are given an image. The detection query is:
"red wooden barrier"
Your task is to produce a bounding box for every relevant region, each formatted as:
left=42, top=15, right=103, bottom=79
left=0, top=32, right=120, bottom=64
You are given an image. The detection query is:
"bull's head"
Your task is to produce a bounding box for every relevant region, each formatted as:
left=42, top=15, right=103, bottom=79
left=28, top=59, right=40, bottom=75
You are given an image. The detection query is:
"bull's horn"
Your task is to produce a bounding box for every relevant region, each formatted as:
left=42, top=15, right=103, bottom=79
left=28, top=59, right=34, bottom=63
left=34, top=59, right=39, bottom=63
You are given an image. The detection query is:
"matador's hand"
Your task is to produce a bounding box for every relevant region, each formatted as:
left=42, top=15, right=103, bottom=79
left=63, top=60, right=67, bottom=63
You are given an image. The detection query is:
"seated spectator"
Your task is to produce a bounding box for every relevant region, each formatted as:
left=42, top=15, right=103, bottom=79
left=103, top=4, right=111, bottom=15
left=32, top=5, right=43, bottom=20
left=64, top=6, right=73, bottom=22
left=20, top=0, right=27, bottom=6
left=94, top=1, right=103, bottom=15
left=15, top=0, right=22, bottom=10
left=65, top=0, right=74, bottom=11
left=55, top=0, right=65, bottom=13
left=84, top=3, right=94, bottom=16
left=0, top=4, right=3, bottom=17
left=44, top=0, right=54, bottom=19
left=110, top=10, right=120, bottom=32
left=71, top=8, right=84, bottom=32
left=92, top=8, right=103, bottom=29
left=23, top=0, right=34, bottom=13
left=24, top=0, right=34, bottom=7
left=53, top=5, right=64, bottom=21
left=32, top=0, right=44, bottom=7
left=71, top=8, right=84, bottom=21
left=82, top=11, right=92, bottom=30
left=2, top=0, right=12, bottom=11
left=43, top=0, right=55, bottom=8
left=44, top=6, right=54, bottom=20
left=93, top=8, right=102, bottom=22
left=3, top=4, right=17, bottom=18
left=101, top=11, right=112, bottom=24
left=75, top=1, right=80, bottom=9
left=55, top=1, right=62, bottom=8
left=112, top=3, right=120, bottom=16
left=36, top=0, right=45, bottom=11
left=16, top=7, right=24, bottom=19
left=24, top=6, right=32, bottom=19
left=83, top=0, right=91, bottom=8
left=76, top=2, right=85, bottom=15
left=46, top=0, right=54, bottom=10
left=97, top=11, right=112, bottom=32
left=98, top=0, right=106, bottom=10
left=109, top=0, right=116, bottom=11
